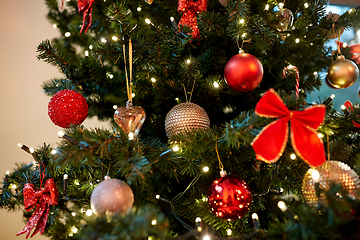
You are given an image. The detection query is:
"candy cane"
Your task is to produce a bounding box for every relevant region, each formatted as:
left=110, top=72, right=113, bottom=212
left=282, top=65, right=300, bottom=99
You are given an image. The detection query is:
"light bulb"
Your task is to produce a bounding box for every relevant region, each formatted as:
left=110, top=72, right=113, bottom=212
left=278, top=3, right=284, bottom=8
left=151, top=77, right=156, bottom=83
left=264, top=4, right=269, bottom=10
left=277, top=201, right=287, bottom=211
left=313, top=71, right=318, bottom=76
left=51, top=149, right=57, bottom=155
left=70, top=226, right=78, bottom=233
left=137, top=7, right=142, bottom=11
left=113, top=105, right=118, bottom=109
left=100, top=38, right=107, bottom=43
left=156, top=194, right=160, bottom=199
left=58, top=131, right=65, bottom=137
left=186, top=59, right=191, bottom=64
left=203, top=235, right=210, bottom=240
left=29, top=147, right=34, bottom=153
left=295, top=38, right=300, bottom=43
left=290, top=153, right=296, bottom=160
left=213, top=82, right=219, bottom=88
left=85, top=209, right=93, bottom=216
left=311, top=169, right=320, bottom=183
left=132, top=93, right=135, bottom=98
left=341, top=105, right=346, bottom=110
left=6, top=170, right=10, bottom=175
left=195, top=217, right=202, bottom=222
left=71, top=212, right=76, bottom=217
left=239, top=19, right=245, bottom=24
left=251, top=213, right=259, bottom=219
left=317, top=133, right=324, bottom=139
left=112, top=36, right=118, bottom=41
left=227, top=229, right=232, bottom=235
left=203, top=166, right=209, bottom=172
left=241, top=33, right=247, bottom=38
left=172, top=145, right=180, bottom=152
left=65, top=32, right=71, bottom=37
left=145, top=18, right=151, bottom=24
left=128, top=132, right=134, bottom=140
left=85, top=50, right=89, bottom=56
left=52, top=24, right=57, bottom=29
left=151, top=219, right=157, bottom=225
left=304, top=3, right=309, bottom=8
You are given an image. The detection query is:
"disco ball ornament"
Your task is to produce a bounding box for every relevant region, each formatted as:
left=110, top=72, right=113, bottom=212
left=276, top=7, right=294, bottom=32
left=208, top=175, right=252, bottom=220
left=302, top=160, right=360, bottom=207
left=327, top=55, right=359, bottom=89
left=165, top=102, right=210, bottom=137
left=48, top=89, right=88, bottom=128
left=91, top=178, right=134, bottom=217
left=224, top=51, right=263, bottom=92
left=114, top=101, right=146, bottom=137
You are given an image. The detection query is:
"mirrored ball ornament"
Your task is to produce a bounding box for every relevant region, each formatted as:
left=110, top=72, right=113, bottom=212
left=327, top=56, right=359, bottom=89
left=90, top=178, right=134, bottom=217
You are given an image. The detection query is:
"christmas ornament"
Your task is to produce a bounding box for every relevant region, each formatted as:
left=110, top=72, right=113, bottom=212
left=276, top=7, right=293, bottom=32
left=218, top=0, right=229, bottom=7
left=177, top=0, right=207, bottom=39
left=17, top=178, right=59, bottom=238
left=327, top=55, right=359, bottom=89
left=48, top=89, right=88, bottom=128
left=251, top=88, right=326, bottom=167
left=344, top=100, right=360, bottom=128
left=282, top=65, right=300, bottom=98
left=302, top=160, right=360, bottom=207
left=145, top=0, right=153, bottom=4
left=324, top=12, right=345, bottom=39
left=165, top=102, right=210, bottom=137
left=325, top=76, right=337, bottom=89
left=78, top=0, right=95, bottom=33
left=349, top=43, right=360, bottom=64
left=114, top=101, right=146, bottom=137
left=208, top=174, right=252, bottom=220
left=90, top=178, right=134, bottom=217
left=224, top=51, right=263, bottom=92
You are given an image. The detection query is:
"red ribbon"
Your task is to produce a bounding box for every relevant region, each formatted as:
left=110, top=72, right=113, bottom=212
left=251, top=89, right=326, bottom=167
left=349, top=43, right=360, bottom=64
left=78, top=0, right=95, bottom=33
left=17, top=179, right=59, bottom=238
left=344, top=100, right=360, bottom=128
left=177, top=0, right=207, bottom=39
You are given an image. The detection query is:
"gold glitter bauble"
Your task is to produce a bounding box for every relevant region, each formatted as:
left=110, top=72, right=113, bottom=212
left=302, top=160, right=360, bottom=207
left=327, top=55, right=359, bottom=89
left=165, top=102, right=210, bottom=137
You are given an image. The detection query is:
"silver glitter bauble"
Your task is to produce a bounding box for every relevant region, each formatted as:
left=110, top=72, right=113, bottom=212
left=302, top=160, right=360, bottom=207
left=91, top=178, right=134, bottom=216
left=165, top=102, right=210, bottom=137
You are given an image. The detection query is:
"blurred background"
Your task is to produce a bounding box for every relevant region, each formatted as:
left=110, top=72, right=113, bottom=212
left=0, top=1, right=359, bottom=239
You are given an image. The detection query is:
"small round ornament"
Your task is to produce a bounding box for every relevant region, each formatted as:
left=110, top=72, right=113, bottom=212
left=224, top=51, right=263, bottom=92
left=276, top=7, right=293, bottom=32
left=48, top=89, right=88, bottom=128
left=114, top=100, right=146, bottom=137
left=208, top=175, right=252, bottom=220
left=327, top=55, right=359, bottom=89
left=302, top=160, right=360, bottom=207
left=165, top=102, right=210, bottom=137
left=91, top=178, right=134, bottom=217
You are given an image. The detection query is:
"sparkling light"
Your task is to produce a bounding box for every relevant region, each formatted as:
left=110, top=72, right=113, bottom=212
left=251, top=213, right=259, bottom=219
left=89, top=45, right=93, bottom=50
left=51, top=149, right=57, bottom=155
left=65, top=32, right=71, bottom=37
left=295, top=38, right=300, bottom=43
left=85, top=50, right=89, bottom=57
left=151, top=77, right=156, bottom=83
left=101, top=38, right=107, bottom=43
left=71, top=212, right=76, bottom=217
left=112, top=36, right=118, bottom=41
left=156, top=194, right=160, bottom=199
left=313, top=71, right=318, bottom=76
left=195, top=217, right=202, bottom=222
left=172, top=145, right=180, bottom=152
left=277, top=201, right=287, bottom=211
left=132, top=93, right=135, bottom=98
left=137, top=7, right=142, bottom=11
left=290, top=153, right=296, bottom=160
left=227, top=229, right=232, bottom=236
left=311, top=169, right=320, bottom=183
left=145, top=18, right=151, bottom=24
left=186, top=59, right=191, bottom=64
left=203, top=166, right=209, bottom=172
left=70, top=226, right=78, bottom=233
left=52, top=24, right=57, bottom=29
left=151, top=219, right=157, bottom=225
left=213, top=82, right=219, bottom=88
left=85, top=209, right=93, bottom=216
left=264, top=4, right=269, bottom=10
left=6, top=170, right=10, bottom=175
left=203, top=235, right=210, bottom=240
left=239, top=19, right=245, bottom=24
left=304, top=3, right=309, bottom=8
left=317, top=133, right=324, bottom=139
left=128, top=132, right=134, bottom=140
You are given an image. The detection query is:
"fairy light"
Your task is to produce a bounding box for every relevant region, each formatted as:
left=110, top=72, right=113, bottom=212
left=280, top=187, right=284, bottom=192
left=81, top=208, right=86, bottom=213
left=112, top=36, right=118, bottom=41
left=264, top=4, right=269, bottom=10
left=151, top=77, right=157, bottom=83
left=278, top=3, right=284, bottom=8
left=348, top=8, right=353, bottom=13
left=195, top=217, right=202, bottom=222
left=304, top=3, right=309, bottom=8
left=128, top=132, right=134, bottom=140
left=313, top=71, right=318, bottom=76
left=213, top=82, right=219, bottom=88
left=341, top=105, right=346, bottom=111
left=311, top=169, right=320, bottom=183
left=29, top=147, right=34, bottom=153
left=145, top=18, right=151, bottom=24
left=203, top=235, right=210, bottom=240
left=74, top=180, right=80, bottom=185
left=137, top=7, right=142, bottom=11
left=71, top=212, right=76, bottom=217
left=151, top=219, right=157, bottom=225
left=6, top=170, right=10, bottom=175
left=156, top=194, right=160, bottom=199
left=101, top=38, right=107, bottom=43
left=113, top=105, right=118, bottom=109
left=58, top=131, right=65, bottom=137
left=295, top=38, right=300, bottom=43
left=10, top=183, right=17, bottom=189
left=172, top=145, right=180, bottom=152
left=89, top=45, right=93, bottom=50
left=85, top=50, right=89, bottom=57
left=51, top=149, right=57, bottom=155
left=132, top=93, right=135, bottom=98
left=317, top=133, right=324, bottom=138
left=343, top=42, right=348, bottom=48
left=70, top=226, right=78, bottom=233
left=85, top=209, right=93, bottom=216
left=202, top=197, right=208, bottom=201
left=277, top=201, right=287, bottom=211
left=65, top=32, right=71, bottom=37
left=186, top=59, right=191, bottom=64
left=227, top=229, right=232, bottom=236
left=239, top=19, right=245, bottom=24
left=52, top=24, right=57, bottom=29
left=290, top=153, right=296, bottom=160
left=241, top=33, right=247, bottom=38
left=252, top=213, right=260, bottom=230
left=252, top=213, right=258, bottom=219
left=203, top=166, right=209, bottom=172
left=175, top=97, right=179, bottom=101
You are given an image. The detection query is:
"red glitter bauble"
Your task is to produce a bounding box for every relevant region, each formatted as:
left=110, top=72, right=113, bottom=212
left=208, top=175, right=252, bottom=220
left=48, top=89, right=88, bottom=128
left=224, top=53, right=263, bottom=92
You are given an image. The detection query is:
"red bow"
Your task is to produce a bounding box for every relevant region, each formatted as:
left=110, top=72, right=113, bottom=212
left=344, top=100, right=360, bottom=128
left=177, top=0, right=207, bottom=39
left=78, top=0, right=95, bottom=33
left=17, top=179, right=59, bottom=238
left=251, top=89, right=326, bottom=167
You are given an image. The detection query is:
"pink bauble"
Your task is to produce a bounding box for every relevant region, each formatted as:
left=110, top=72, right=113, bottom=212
left=224, top=53, right=263, bottom=92
left=90, top=178, right=134, bottom=216
left=208, top=175, right=252, bottom=220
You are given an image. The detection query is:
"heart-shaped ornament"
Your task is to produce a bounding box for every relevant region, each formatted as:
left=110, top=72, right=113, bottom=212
left=114, top=101, right=146, bottom=137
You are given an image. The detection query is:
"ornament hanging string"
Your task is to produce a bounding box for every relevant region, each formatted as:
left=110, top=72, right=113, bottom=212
left=39, top=162, right=46, bottom=189
left=122, top=38, right=133, bottom=102
left=215, top=139, right=224, bottom=171
left=282, top=65, right=299, bottom=99
left=327, top=133, right=330, bottom=161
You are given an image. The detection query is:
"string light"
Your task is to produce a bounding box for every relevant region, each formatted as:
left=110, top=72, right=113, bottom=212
left=65, top=32, right=71, bottom=37
left=137, top=7, right=142, bottom=11
left=317, top=133, right=324, bottom=138
left=175, top=97, right=179, bottom=101
left=145, top=18, right=151, bottom=24
left=172, top=145, right=180, bottom=152
left=313, top=71, right=318, bottom=76
left=70, top=226, right=78, bottom=233
left=264, top=4, right=269, bottom=10
left=241, top=33, right=247, bottom=38
left=100, top=38, right=107, bottom=43
left=304, top=3, right=309, bottom=8
left=203, top=235, right=210, bottom=240
left=29, top=147, right=34, bottom=153
left=85, top=209, right=93, bottom=216
left=112, top=36, right=118, bottom=41
left=311, top=169, right=320, bottom=183
left=89, top=45, right=93, bottom=50
left=51, top=149, right=57, bottom=154
left=151, top=77, right=156, bottom=83
left=74, top=180, right=80, bottom=185
left=277, top=201, right=287, bottom=211
left=186, top=59, right=191, bottom=64
left=202, top=197, right=208, bottom=201
left=52, top=24, right=57, bottom=29
left=58, top=131, right=65, bottom=137
left=213, top=82, right=219, bottom=88
left=71, top=212, right=76, bottom=217
left=226, top=229, right=232, bottom=236
left=128, top=132, right=134, bottom=140
left=113, top=105, right=118, bottom=109
left=343, top=42, right=348, bottom=48
left=10, top=183, right=17, bottom=189
left=203, top=166, right=209, bottom=172
left=6, top=170, right=10, bottom=175
left=280, top=188, right=284, bottom=192
left=295, top=38, right=300, bottom=43
left=85, top=50, right=89, bottom=57
left=348, top=8, right=353, bottom=13
left=155, top=194, right=160, bottom=199
left=239, top=19, right=245, bottom=24
left=290, top=153, right=296, bottom=160
left=81, top=208, right=86, bottom=213
left=195, top=217, right=202, bottom=222
left=151, top=219, right=157, bottom=225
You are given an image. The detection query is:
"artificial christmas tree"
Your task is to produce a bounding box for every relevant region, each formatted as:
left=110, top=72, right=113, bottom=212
left=1, top=0, right=360, bottom=240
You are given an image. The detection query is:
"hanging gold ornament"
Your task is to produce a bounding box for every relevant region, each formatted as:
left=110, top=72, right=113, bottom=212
left=276, top=7, right=293, bottom=32
left=327, top=55, right=359, bottom=89
left=324, top=12, right=345, bottom=39
left=302, top=160, right=360, bottom=207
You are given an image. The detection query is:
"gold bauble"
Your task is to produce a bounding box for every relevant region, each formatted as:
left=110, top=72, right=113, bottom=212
left=327, top=56, right=359, bottom=89
left=165, top=102, right=210, bottom=137
left=302, top=160, right=360, bottom=207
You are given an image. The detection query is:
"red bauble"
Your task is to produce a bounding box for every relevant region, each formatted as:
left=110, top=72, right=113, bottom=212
left=48, top=89, right=88, bottom=128
left=208, top=175, right=252, bottom=220
left=224, top=53, right=263, bottom=92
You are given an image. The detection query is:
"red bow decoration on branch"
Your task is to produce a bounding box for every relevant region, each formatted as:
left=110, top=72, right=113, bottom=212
left=344, top=100, right=360, bottom=128
left=177, top=0, right=207, bottom=39
left=78, top=0, right=95, bottom=33
left=17, top=178, right=59, bottom=238
left=251, top=89, right=326, bottom=167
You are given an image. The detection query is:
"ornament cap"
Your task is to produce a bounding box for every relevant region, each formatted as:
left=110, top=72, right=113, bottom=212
left=104, top=175, right=111, bottom=180
left=336, top=54, right=345, bottom=61
left=220, top=170, right=227, bottom=177
left=238, top=48, right=244, bottom=54
left=126, top=100, right=133, bottom=108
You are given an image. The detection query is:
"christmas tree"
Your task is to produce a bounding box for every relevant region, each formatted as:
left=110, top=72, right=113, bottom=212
left=1, top=0, right=360, bottom=239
